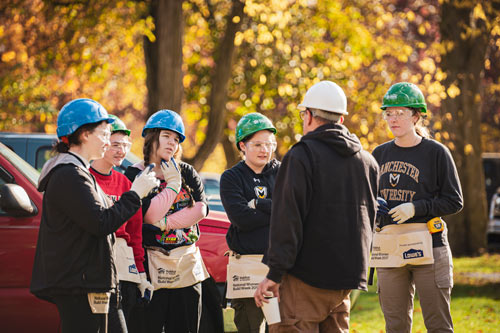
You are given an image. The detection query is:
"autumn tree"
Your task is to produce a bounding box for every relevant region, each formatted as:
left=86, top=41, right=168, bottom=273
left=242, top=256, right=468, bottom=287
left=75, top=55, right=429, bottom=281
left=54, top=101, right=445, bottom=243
left=439, top=0, right=500, bottom=254
left=0, top=0, right=152, bottom=138
left=144, top=0, right=184, bottom=116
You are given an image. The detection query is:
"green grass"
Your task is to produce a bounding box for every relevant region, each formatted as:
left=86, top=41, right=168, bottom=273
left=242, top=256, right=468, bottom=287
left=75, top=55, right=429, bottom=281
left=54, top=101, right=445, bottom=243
left=350, top=254, right=500, bottom=333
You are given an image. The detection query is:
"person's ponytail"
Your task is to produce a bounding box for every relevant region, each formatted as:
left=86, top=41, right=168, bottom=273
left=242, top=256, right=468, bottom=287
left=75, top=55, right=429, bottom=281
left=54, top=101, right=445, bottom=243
left=412, top=109, right=430, bottom=139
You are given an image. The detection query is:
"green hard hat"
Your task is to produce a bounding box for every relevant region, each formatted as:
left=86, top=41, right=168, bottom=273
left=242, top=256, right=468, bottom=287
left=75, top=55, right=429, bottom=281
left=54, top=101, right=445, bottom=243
left=109, top=114, right=131, bottom=136
left=235, top=112, right=276, bottom=149
left=381, top=82, right=427, bottom=113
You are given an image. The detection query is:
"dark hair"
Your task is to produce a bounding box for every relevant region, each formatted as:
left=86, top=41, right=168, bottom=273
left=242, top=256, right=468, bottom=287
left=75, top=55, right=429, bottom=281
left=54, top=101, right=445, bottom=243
left=54, top=121, right=106, bottom=153
left=239, top=132, right=256, bottom=148
left=171, top=145, right=193, bottom=207
left=143, top=128, right=161, bottom=166
left=410, top=108, right=430, bottom=139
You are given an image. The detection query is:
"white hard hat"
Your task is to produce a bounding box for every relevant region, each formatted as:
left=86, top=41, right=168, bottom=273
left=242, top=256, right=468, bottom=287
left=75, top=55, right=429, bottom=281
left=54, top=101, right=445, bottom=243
left=298, top=80, right=348, bottom=115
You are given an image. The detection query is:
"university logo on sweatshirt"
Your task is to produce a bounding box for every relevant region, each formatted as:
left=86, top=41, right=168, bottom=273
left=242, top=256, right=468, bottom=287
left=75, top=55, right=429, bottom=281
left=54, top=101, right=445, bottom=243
left=254, top=186, right=267, bottom=199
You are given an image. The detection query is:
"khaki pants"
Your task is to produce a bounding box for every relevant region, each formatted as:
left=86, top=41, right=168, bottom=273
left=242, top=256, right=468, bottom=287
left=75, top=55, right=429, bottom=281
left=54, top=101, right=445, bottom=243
left=377, top=246, right=454, bottom=333
left=270, top=274, right=351, bottom=333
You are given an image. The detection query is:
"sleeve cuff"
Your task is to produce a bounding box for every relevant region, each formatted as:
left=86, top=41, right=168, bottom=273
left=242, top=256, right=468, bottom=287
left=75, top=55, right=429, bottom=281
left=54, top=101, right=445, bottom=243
left=413, top=200, right=426, bottom=217
left=266, top=267, right=285, bottom=284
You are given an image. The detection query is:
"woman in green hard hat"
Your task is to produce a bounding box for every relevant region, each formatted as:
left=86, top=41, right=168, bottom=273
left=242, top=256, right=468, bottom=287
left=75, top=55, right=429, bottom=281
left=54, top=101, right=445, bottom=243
left=90, top=115, right=151, bottom=332
left=220, top=112, right=281, bottom=332
left=372, top=83, right=463, bottom=332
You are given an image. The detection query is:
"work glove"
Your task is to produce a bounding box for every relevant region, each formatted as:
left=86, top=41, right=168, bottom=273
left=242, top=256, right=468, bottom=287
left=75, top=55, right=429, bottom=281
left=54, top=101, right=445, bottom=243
left=376, top=197, right=391, bottom=228
left=376, top=197, right=395, bottom=229
left=389, top=202, right=415, bottom=224
left=138, top=272, right=154, bottom=302
left=377, top=197, right=389, bottom=216
left=130, top=164, right=159, bottom=198
left=152, top=216, right=167, bottom=231
left=161, top=158, right=181, bottom=194
left=248, top=199, right=257, bottom=209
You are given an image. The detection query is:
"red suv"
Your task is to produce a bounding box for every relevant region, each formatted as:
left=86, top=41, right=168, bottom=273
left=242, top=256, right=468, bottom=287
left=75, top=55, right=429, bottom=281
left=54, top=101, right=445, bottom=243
left=0, top=143, right=229, bottom=331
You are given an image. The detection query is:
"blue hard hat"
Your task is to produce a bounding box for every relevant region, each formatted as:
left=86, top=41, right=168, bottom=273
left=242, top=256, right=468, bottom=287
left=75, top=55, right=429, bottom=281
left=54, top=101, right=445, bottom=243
left=142, top=109, right=185, bottom=142
left=56, top=98, right=114, bottom=138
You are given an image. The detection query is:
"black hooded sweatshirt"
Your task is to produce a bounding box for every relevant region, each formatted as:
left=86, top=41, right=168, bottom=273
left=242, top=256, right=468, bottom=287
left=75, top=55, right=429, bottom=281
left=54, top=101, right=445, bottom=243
left=30, top=153, right=141, bottom=302
left=265, top=123, right=379, bottom=291
left=220, top=159, right=281, bottom=254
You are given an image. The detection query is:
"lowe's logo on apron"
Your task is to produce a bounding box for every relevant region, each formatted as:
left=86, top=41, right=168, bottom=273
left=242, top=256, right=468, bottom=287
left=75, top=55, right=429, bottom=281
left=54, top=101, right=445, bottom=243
left=129, top=264, right=138, bottom=274
left=403, top=248, right=424, bottom=260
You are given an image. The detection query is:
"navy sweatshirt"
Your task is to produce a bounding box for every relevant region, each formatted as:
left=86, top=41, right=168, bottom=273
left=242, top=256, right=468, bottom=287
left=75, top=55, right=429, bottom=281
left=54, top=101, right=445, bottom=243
left=372, top=138, right=463, bottom=247
left=220, top=159, right=281, bottom=255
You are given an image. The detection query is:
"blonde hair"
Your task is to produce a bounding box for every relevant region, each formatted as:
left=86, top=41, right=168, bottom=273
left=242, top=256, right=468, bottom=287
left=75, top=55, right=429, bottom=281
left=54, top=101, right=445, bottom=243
left=412, top=109, right=430, bottom=138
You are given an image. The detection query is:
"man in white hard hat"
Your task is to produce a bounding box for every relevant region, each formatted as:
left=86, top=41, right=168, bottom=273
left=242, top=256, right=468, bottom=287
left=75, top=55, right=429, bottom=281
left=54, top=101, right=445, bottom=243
left=255, top=81, right=379, bottom=332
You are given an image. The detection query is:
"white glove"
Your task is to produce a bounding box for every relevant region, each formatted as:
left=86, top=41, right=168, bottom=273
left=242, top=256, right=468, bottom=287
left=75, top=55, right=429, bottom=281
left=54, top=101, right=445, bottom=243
left=161, top=158, right=181, bottom=194
left=138, top=272, right=154, bottom=301
left=152, top=216, right=167, bottom=231
left=389, top=202, right=415, bottom=224
left=130, top=164, right=160, bottom=198
left=248, top=199, right=256, bottom=209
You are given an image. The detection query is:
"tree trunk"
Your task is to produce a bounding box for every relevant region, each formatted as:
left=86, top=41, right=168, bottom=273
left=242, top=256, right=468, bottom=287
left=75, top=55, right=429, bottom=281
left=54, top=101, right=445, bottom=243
left=222, top=132, right=241, bottom=169
left=184, top=0, right=245, bottom=170
left=439, top=0, right=497, bottom=254
left=144, top=0, right=184, bottom=119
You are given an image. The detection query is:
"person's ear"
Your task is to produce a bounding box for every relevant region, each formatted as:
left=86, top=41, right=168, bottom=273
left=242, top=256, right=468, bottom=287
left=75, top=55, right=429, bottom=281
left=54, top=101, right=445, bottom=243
left=339, top=116, right=344, bottom=124
left=412, top=113, right=420, bottom=126
left=239, top=141, right=246, bottom=153
left=81, top=130, right=91, bottom=142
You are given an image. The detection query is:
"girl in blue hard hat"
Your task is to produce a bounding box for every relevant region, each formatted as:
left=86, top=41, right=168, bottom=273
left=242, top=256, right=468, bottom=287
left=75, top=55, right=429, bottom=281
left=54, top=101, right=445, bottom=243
left=125, top=109, right=210, bottom=333
left=372, top=83, right=463, bottom=332
left=220, top=112, right=280, bottom=333
left=30, top=98, right=159, bottom=333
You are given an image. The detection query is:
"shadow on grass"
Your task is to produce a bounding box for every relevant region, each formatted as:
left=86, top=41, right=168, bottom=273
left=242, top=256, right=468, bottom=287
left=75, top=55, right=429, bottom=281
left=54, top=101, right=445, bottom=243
left=451, top=282, right=500, bottom=299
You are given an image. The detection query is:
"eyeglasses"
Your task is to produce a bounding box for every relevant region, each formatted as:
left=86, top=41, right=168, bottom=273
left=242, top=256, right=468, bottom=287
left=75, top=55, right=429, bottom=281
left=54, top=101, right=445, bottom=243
left=382, top=109, right=413, bottom=120
left=300, top=110, right=307, bottom=120
left=109, top=141, right=131, bottom=152
left=246, top=141, right=277, bottom=152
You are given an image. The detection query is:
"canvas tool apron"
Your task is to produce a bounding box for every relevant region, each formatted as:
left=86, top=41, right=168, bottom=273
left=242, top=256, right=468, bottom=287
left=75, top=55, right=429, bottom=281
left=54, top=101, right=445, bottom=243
left=369, top=223, right=434, bottom=267
left=226, top=252, right=269, bottom=299
left=147, top=243, right=209, bottom=290
left=113, top=237, right=141, bottom=283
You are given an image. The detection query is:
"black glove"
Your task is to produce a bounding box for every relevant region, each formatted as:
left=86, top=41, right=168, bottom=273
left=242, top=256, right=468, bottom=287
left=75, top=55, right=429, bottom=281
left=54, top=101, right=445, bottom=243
left=376, top=197, right=393, bottom=228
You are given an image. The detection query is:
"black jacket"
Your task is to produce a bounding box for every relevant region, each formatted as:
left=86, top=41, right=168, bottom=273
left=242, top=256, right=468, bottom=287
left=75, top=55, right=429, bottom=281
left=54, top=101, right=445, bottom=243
left=220, top=159, right=281, bottom=254
left=265, top=124, right=379, bottom=291
left=30, top=153, right=141, bottom=302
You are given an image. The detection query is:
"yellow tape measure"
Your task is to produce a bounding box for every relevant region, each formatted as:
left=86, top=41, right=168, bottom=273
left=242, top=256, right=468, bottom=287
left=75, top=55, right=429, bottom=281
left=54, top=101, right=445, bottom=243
left=427, top=217, right=444, bottom=233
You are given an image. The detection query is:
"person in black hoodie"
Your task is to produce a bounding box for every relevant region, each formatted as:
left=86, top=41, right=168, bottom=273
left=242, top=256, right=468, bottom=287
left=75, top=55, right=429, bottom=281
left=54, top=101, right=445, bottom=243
left=255, top=81, right=379, bottom=332
left=220, top=112, right=280, bottom=333
left=30, top=98, right=158, bottom=333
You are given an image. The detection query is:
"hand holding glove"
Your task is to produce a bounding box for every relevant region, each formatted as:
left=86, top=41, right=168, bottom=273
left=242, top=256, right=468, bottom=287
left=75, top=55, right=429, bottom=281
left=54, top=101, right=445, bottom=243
left=138, top=272, right=154, bottom=302
left=248, top=199, right=257, bottom=209
left=389, top=202, right=415, bottom=224
left=130, top=164, right=160, bottom=198
left=376, top=197, right=392, bottom=228
left=376, top=197, right=389, bottom=217
left=161, top=158, right=181, bottom=194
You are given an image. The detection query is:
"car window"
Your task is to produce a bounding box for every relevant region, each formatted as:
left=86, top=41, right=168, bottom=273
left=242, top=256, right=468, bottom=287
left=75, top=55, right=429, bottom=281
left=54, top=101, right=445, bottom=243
left=203, top=179, right=220, bottom=196
left=36, top=146, right=54, bottom=171
left=0, top=144, right=40, bottom=187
